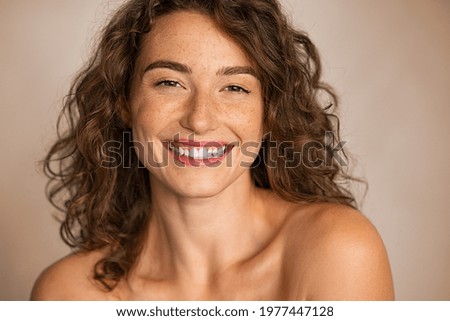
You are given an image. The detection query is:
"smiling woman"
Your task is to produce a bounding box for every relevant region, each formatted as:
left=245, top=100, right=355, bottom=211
left=130, top=11, right=264, bottom=198
left=31, top=0, right=394, bottom=300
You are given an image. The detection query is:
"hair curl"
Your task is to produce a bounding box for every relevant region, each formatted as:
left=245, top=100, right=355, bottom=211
left=45, top=0, right=360, bottom=290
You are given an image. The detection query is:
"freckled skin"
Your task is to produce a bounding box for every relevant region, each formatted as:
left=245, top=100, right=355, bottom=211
left=31, top=11, right=394, bottom=301
left=128, top=10, right=264, bottom=198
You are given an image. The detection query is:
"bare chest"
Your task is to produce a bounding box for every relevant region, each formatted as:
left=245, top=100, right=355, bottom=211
left=107, top=247, right=304, bottom=300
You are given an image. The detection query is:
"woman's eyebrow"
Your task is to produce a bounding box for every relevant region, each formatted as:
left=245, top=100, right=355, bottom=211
left=144, top=60, right=192, bottom=74
left=217, top=66, right=258, bottom=79
left=143, top=60, right=258, bottom=79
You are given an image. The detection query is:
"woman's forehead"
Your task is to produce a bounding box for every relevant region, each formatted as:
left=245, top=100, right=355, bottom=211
left=137, top=11, right=256, bottom=71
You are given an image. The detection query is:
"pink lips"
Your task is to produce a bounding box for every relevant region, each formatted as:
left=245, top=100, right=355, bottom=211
left=162, top=139, right=234, bottom=167
left=170, top=139, right=228, bottom=148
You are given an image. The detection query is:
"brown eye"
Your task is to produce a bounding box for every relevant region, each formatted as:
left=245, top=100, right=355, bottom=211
left=225, top=85, right=250, bottom=94
left=155, top=80, right=182, bottom=88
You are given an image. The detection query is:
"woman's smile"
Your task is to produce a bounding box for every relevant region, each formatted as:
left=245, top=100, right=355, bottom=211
left=162, top=139, right=236, bottom=167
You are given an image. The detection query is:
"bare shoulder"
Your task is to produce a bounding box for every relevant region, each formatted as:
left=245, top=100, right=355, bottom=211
left=283, top=203, right=394, bottom=300
left=30, top=250, right=109, bottom=300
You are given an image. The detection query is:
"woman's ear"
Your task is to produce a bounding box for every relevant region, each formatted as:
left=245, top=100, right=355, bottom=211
left=117, top=96, right=132, bottom=128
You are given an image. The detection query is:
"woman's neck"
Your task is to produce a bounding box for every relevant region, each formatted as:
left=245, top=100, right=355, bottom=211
left=132, top=171, right=271, bottom=284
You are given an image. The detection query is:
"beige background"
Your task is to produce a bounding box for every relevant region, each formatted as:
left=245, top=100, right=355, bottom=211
left=0, top=0, right=449, bottom=300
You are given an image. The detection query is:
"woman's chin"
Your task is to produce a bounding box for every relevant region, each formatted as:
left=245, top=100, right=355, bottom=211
left=149, top=167, right=249, bottom=200
left=166, top=181, right=230, bottom=199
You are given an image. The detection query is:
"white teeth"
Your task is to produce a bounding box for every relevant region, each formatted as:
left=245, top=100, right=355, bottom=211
left=193, top=148, right=206, bottom=159
left=169, top=144, right=228, bottom=159
left=199, top=148, right=205, bottom=159
left=192, top=148, right=198, bottom=158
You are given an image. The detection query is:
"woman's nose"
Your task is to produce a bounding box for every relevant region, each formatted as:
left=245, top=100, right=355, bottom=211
left=179, top=89, right=219, bottom=135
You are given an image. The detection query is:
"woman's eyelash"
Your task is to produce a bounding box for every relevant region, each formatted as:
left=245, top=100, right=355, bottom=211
left=225, top=85, right=251, bottom=94
left=154, top=81, right=250, bottom=93
left=155, top=80, right=181, bottom=87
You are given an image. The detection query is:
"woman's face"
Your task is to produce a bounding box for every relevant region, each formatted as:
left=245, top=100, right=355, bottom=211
left=129, top=10, right=264, bottom=197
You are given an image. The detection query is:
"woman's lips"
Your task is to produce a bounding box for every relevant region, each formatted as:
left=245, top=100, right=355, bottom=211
left=162, top=140, right=235, bottom=165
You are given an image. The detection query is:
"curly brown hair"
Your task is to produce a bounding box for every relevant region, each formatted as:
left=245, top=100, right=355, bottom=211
left=45, top=0, right=359, bottom=290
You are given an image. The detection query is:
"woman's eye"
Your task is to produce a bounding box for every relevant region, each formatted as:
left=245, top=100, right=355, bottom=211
left=155, top=80, right=181, bottom=88
left=225, top=85, right=251, bottom=94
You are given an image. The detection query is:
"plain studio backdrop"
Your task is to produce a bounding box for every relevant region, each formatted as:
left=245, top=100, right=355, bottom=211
left=0, top=0, right=449, bottom=300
